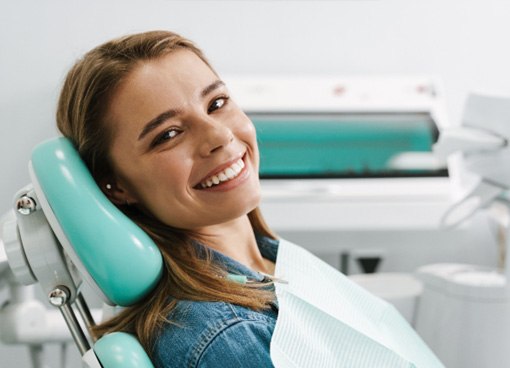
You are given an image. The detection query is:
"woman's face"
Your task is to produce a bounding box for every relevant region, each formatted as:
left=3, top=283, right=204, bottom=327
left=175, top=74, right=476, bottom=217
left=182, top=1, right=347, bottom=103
left=104, top=50, right=261, bottom=230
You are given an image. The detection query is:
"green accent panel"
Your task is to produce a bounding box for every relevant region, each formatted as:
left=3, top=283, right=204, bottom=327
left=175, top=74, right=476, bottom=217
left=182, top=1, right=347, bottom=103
left=31, top=138, right=162, bottom=306
left=253, top=118, right=435, bottom=176
left=95, top=332, right=155, bottom=368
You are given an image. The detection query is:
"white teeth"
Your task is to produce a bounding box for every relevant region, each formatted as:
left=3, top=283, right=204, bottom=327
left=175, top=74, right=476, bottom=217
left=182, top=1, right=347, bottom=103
left=225, top=168, right=236, bottom=179
left=199, top=158, right=245, bottom=188
left=232, top=163, right=241, bottom=174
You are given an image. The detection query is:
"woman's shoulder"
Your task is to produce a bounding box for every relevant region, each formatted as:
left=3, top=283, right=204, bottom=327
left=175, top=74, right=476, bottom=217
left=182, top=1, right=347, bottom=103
left=152, top=300, right=276, bottom=368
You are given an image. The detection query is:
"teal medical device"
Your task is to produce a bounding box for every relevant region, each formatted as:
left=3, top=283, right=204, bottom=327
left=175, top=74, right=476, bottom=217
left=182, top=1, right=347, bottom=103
left=253, top=113, right=444, bottom=178
left=94, top=333, right=155, bottom=368
left=28, top=137, right=160, bottom=367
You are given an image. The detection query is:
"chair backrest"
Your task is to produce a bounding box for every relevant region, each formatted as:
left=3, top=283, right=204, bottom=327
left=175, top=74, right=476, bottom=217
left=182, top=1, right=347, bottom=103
left=30, top=137, right=163, bottom=306
left=30, top=137, right=163, bottom=367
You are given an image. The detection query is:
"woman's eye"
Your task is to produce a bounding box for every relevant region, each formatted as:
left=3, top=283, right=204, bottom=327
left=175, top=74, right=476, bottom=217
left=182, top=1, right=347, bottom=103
left=152, top=128, right=181, bottom=147
left=207, top=96, right=229, bottom=114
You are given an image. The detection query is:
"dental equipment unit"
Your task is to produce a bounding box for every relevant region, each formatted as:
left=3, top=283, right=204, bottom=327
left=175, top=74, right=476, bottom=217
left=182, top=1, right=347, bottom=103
left=414, top=93, right=510, bottom=368
left=228, top=76, right=494, bottom=275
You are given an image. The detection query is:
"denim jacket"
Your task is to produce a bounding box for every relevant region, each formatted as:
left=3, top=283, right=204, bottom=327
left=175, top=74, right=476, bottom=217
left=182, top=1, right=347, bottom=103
left=152, top=236, right=279, bottom=368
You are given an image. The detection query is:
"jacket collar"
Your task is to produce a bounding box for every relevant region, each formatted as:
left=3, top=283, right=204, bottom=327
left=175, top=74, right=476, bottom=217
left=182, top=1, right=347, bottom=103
left=197, top=235, right=279, bottom=283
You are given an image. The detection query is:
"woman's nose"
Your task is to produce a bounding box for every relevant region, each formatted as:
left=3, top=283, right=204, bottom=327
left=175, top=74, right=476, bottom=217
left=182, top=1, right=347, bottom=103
left=198, top=119, right=234, bottom=157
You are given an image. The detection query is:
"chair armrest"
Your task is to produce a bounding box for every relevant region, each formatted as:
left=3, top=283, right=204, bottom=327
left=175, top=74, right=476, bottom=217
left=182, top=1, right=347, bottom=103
left=94, top=332, right=155, bottom=368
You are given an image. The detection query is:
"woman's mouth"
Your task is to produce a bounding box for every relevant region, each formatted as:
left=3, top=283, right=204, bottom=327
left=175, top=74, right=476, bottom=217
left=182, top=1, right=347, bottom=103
left=197, top=157, right=246, bottom=189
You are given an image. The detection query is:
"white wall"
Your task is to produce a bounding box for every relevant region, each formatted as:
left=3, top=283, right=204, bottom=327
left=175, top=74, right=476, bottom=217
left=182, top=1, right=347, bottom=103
left=1, top=0, right=510, bottom=213
left=1, top=1, right=509, bottom=366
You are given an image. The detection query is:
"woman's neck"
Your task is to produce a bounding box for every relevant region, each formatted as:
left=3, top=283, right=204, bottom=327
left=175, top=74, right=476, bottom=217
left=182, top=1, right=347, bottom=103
left=196, top=215, right=274, bottom=275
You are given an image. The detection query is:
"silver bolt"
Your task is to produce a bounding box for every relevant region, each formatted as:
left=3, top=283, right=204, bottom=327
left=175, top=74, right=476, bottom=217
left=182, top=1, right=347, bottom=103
left=48, top=286, right=70, bottom=307
left=16, top=195, right=37, bottom=215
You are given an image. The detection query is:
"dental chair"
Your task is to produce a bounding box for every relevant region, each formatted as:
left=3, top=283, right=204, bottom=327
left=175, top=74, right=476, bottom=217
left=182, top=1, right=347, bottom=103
left=1, top=137, right=446, bottom=368
left=1, top=137, right=162, bottom=367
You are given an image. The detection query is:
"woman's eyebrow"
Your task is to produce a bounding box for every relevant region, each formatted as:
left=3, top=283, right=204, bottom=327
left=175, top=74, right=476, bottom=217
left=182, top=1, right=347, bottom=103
left=138, top=109, right=178, bottom=141
left=201, top=80, right=225, bottom=98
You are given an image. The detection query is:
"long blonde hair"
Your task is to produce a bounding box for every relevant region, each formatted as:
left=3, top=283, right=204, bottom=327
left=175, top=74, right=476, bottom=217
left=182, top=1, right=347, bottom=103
left=56, top=30, right=276, bottom=356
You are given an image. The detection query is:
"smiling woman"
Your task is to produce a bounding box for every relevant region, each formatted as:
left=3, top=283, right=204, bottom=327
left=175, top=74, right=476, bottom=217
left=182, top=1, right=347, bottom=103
left=56, top=30, right=278, bottom=368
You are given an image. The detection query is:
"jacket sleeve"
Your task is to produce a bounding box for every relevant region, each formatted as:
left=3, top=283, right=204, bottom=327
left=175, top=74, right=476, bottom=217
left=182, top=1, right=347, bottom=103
left=196, top=319, right=275, bottom=368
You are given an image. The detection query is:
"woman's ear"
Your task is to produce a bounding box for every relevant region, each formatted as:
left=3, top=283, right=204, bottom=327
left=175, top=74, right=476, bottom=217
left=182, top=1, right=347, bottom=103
left=99, top=177, right=137, bottom=206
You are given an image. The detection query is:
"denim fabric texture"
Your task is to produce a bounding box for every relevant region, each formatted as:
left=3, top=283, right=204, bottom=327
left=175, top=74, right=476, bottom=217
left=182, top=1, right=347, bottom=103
left=152, top=235, right=279, bottom=368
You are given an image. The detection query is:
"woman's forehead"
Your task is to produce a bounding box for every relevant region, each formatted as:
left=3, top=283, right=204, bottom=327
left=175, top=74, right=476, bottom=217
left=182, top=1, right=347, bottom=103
left=105, top=50, right=220, bottom=145
left=109, top=51, right=215, bottom=111
left=128, top=50, right=216, bottom=92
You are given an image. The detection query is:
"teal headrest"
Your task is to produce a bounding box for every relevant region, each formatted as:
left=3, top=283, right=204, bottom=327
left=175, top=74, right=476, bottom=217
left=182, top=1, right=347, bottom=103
left=30, top=137, right=163, bottom=306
